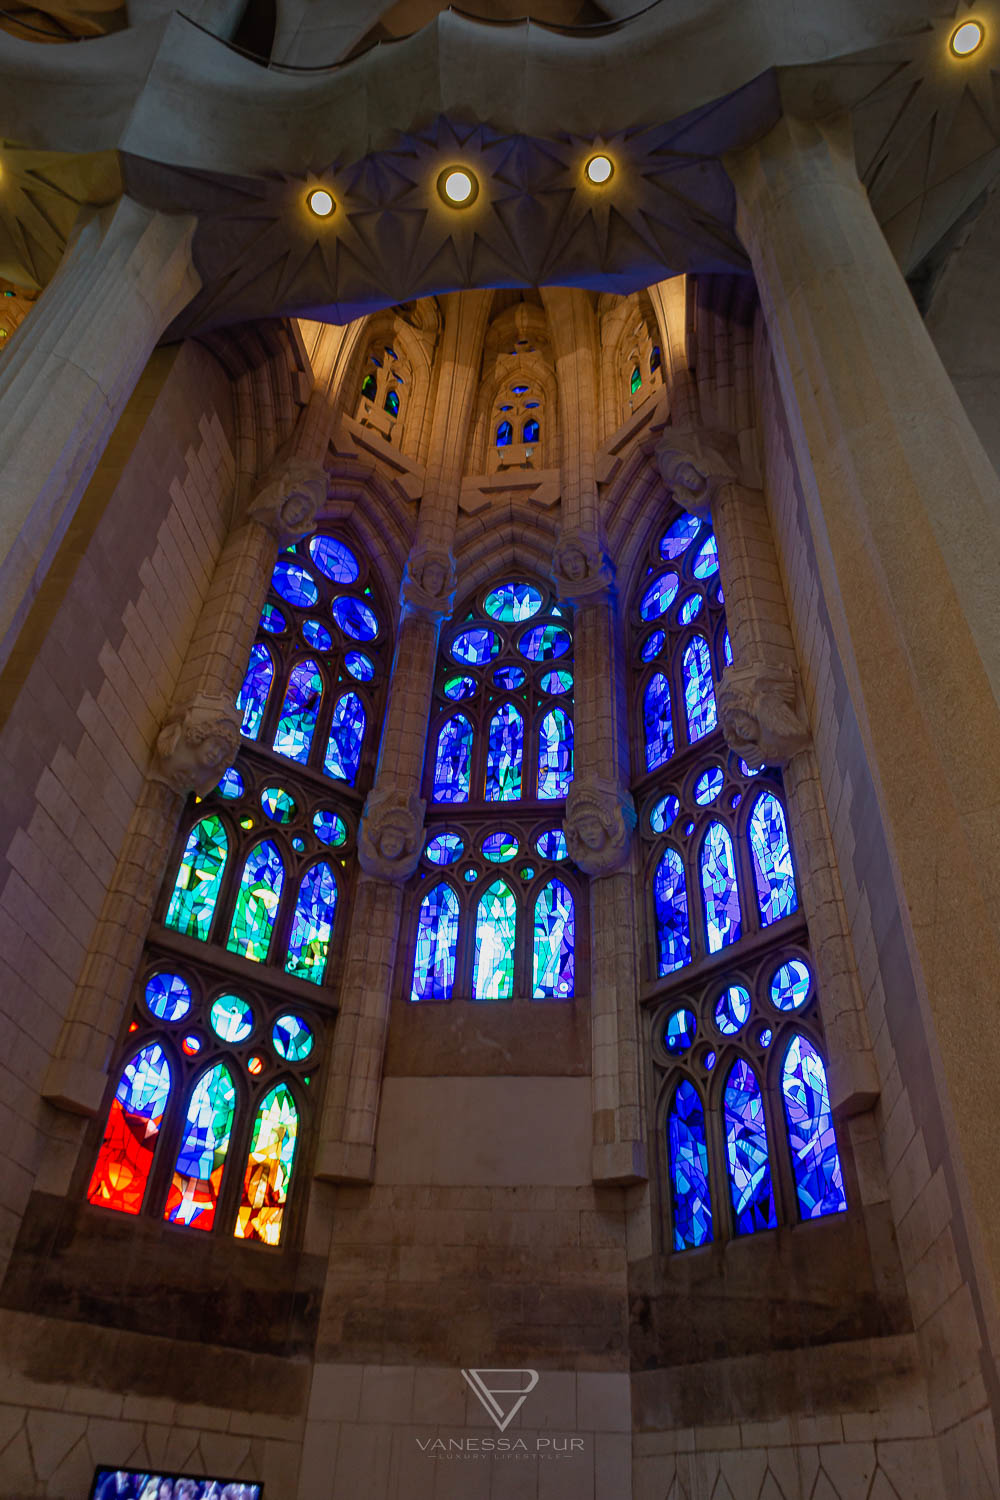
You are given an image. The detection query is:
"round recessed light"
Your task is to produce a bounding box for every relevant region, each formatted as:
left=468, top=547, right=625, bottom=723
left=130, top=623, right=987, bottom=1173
left=585, top=154, right=614, bottom=185
left=306, top=188, right=335, bottom=218
left=951, top=19, right=984, bottom=55
left=439, top=167, right=478, bottom=206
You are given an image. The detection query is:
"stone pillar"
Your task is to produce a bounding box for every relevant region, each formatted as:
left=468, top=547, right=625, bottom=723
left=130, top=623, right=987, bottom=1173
left=41, top=458, right=328, bottom=1114
left=657, top=431, right=878, bottom=1114
left=542, top=287, right=644, bottom=1185
left=316, top=291, right=493, bottom=1183
left=0, top=197, right=201, bottom=671
left=726, top=115, right=1000, bottom=1286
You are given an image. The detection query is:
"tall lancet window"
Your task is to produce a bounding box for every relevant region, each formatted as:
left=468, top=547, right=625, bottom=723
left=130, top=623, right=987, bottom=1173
left=86, top=530, right=391, bottom=1248
left=408, top=578, right=583, bottom=1003
left=632, top=508, right=846, bottom=1253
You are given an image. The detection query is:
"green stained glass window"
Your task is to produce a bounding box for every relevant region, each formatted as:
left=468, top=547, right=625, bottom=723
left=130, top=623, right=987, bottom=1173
left=472, top=879, right=517, bottom=1000
left=227, top=840, right=285, bottom=963
left=165, top=816, right=228, bottom=941
left=273, top=659, right=323, bottom=764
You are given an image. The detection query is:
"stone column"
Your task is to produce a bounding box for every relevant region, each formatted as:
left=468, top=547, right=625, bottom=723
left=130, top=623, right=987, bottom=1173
left=0, top=197, right=201, bottom=672
left=42, top=458, right=328, bottom=1114
left=542, top=287, right=644, bottom=1186
left=726, top=114, right=1000, bottom=1284
left=316, top=290, right=493, bottom=1183
left=656, top=432, right=878, bottom=1114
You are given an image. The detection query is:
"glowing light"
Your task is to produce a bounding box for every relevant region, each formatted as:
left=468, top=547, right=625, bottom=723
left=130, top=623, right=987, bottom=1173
left=440, top=168, right=477, bottom=205
left=586, top=154, right=614, bottom=184
left=951, top=20, right=983, bottom=55
left=306, top=188, right=334, bottom=218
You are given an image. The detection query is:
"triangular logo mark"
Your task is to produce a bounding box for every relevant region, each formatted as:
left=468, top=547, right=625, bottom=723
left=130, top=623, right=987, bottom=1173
left=461, top=1368, right=539, bottom=1432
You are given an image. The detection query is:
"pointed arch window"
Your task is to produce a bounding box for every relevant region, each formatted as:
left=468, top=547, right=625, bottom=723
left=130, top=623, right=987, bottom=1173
left=87, top=1045, right=172, bottom=1215
left=537, top=708, right=572, bottom=799
left=324, top=692, right=366, bottom=784
left=496, top=420, right=513, bottom=447
left=411, top=883, right=460, bottom=1001
left=644, top=673, right=674, bottom=771
left=361, top=372, right=377, bottom=401
left=630, top=365, right=642, bottom=395
left=384, top=389, right=400, bottom=417
left=234, top=1084, right=299, bottom=1245
left=724, top=1060, right=777, bottom=1235
left=486, top=704, right=523, bottom=801
left=701, top=822, right=741, bottom=953
left=782, top=1035, right=847, bottom=1219
left=532, top=879, right=574, bottom=999
left=667, top=1081, right=711, bottom=1250
left=165, top=816, right=228, bottom=941
left=473, top=880, right=517, bottom=1000
left=285, top=861, right=337, bottom=983
left=237, top=644, right=273, bottom=739
left=227, top=840, right=284, bottom=962
left=654, top=847, right=690, bottom=975
left=522, top=418, right=540, bottom=443
left=749, top=791, right=798, bottom=926
left=682, top=636, right=717, bottom=742
left=273, top=659, right=323, bottom=763
left=433, top=714, right=473, bottom=803
left=164, top=1063, right=236, bottom=1231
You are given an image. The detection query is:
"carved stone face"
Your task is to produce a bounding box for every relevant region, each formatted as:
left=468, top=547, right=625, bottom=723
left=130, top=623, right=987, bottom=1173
left=422, top=559, right=446, bottom=597
left=199, top=734, right=231, bottom=769
left=576, top=809, right=608, bottom=851
left=561, top=546, right=587, bottom=583
left=280, top=492, right=313, bottom=531
left=379, top=825, right=407, bottom=861
left=730, top=707, right=758, bottom=744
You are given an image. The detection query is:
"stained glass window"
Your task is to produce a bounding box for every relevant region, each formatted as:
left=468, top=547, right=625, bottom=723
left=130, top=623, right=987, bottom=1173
left=227, top=841, right=284, bottom=962
left=272, top=560, right=319, bottom=609
left=324, top=692, right=366, bottom=784
left=654, top=848, right=690, bottom=975
left=659, top=514, right=701, bottom=560
left=523, top=419, right=540, bottom=443
left=484, top=584, right=543, bottom=622
left=473, top=880, right=516, bottom=1000
left=237, top=644, right=273, bottom=739
left=384, top=389, right=400, bottom=417
left=701, top=822, right=741, bottom=953
left=519, top=624, right=571, bottom=662
left=537, top=708, right=573, bottom=799
left=668, top=1081, right=712, bottom=1250
left=331, top=597, right=379, bottom=642
left=644, top=673, right=674, bottom=771
left=235, top=1084, right=299, bottom=1245
left=532, top=879, right=574, bottom=998
left=165, top=816, right=228, bottom=941
left=87, top=1046, right=172, bottom=1215
left=749, top=792, right=798, bottom=926
left=272, top=659, right=323, bottom=763
left=682, top=637, right=717, bottom=742
left=724, top=1059, right=777, bottom=1235
left=782, top=1035, right=847, bottom=1220
left=630, top=365, right=642, bottom=395
left=485, top=704, right=523, bottom=801
left=285, top=861, right=337, bottom=983
left=309, top=535, right=359, bottom=584
left=433, top=714, right=473, bottom=802
left=496, top=420, right=513, bottom=446
left=411, top=883, right=460, bottom=1000
left=164, top=1064, right=236, bottom=1231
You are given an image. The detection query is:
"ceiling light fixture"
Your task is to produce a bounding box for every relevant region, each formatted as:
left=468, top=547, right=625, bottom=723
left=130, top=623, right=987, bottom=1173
left=950, top=19, right=984, bottom=55
left=585, top=154, right=614, bottom=185
left=306, top=188, right=335, bottom=218
left=439, top=167, right=478, bottom=206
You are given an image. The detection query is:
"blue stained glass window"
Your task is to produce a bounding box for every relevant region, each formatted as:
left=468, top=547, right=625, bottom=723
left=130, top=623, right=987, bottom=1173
left=665, top=1008, right=697, bottom=1054
left=740, top=759, right=763, bottom=777
left=313, top=810, right=347, bottom=846
left=210, top=994, right=253, bottom=1043
left=724, top=1059, right=777, bottom=1234
left=302, top=619, right=332, bottom=652
left=345, top=651, right=375, bottom=682
left=216, top=767, right=244, bottom=800
left=782, top=1035, right=848, bottom=1220
left=261, top=786, right=296, bottom=823
left=237, top=644, right=273, bottom=740
left=668, top=1081, right=712, bottom=1250
left=683, top=637, right=717, bottom=742
left=538, top=708, right=573, bottom=799
left=534, top=828, right=568, bottom=861
left=384, top=389, right=400, bottom=417
left=285, top=860, right=337, bottom=983
left=411, top=884, right=460, bottom=1000
left=770, top=958, right=812, bottom=1011
left=519, top=624, right=572, bottom=662
left=644, top=673, right=674, bottom=771
left=426, top=832, right=464, bottom=864
left=494, top=665, right=525, bottom=689
left=532, top=879, right=574, bottom=998
left=641, top=631, right=666, bottom=663
left=433, top=714, right=473, bottom=803
left=482, top=831, right=518, bottom=862
left=541, top=670, right=573, bottom=694
left=273, top=659, right=323, bottom=763
left=145, top=972, right=192, bottom=1023
left=523, top=419, right=540, bottom=443
left=715, top=984, right=751, bottom=1035
left=444, top=675, right=478, bottom=700
left=639, top=572, right=680, bottom=621
left=228, top=840, right=284, bottom=963
left=496, top=421, right=513, bottom=446
left=660, top=514, right=701, bottom=561
left=485, top=704, right=523, bottom=801
left=724, top=631, right=733, bottom=666
left=701, top=822, right=741, bottom=953
left=749, top=792, right=798, bottom=926
left=678, top=592, right=703, bottom=625
left=332, top=597, right=379, bottom=641
left=260, top=604, right=286, bottom=634
left=693, top=533, right=720, bottom=579
left=272, top=560, right=319, bottom=608
left=473, top=880, right=517, bottom=999
left=324, top=692, right=366, bottom=784
left=655, top=848, right=690, bottom=975
left=484, top=584, right=543, bottom=622
left=650, top=793, right=680, bottom=833
left=273, top=1013, right=313, bottom=1061
left=694, top=767, right=724, bottom=805
left=650, top=345, right=661, bottom=373
left=309, top=535, right=359, bottom=584
left=452, top=629, right=500, bottom=665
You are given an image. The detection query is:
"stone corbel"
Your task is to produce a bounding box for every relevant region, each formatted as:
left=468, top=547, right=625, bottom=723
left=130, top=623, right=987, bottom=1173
left=358, top=785, right=426, bottom=882
left=247, top=456, right=328, bottom=547
left=655, top=427, right=741, bottom=519
left=551, top=526, right=615, bottom=606
left=400, top=543, right=457, bottom=623
left=718, top=661, right=811, bottom=769
left=564, top=776, right=637, bottom=876
left=149, top=694, right=242, bottom=798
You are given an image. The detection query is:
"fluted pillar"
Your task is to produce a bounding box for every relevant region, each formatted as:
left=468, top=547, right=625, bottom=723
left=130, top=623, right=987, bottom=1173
left=42, top=457, right=329, bottom=1114
left=542, top=286, right=644, bottom=1186
left=316, top=290, right=493, bottom=1182
left=727, top=114, right=1000, bottom=1289
left=0, top=197, right=201, bottom=672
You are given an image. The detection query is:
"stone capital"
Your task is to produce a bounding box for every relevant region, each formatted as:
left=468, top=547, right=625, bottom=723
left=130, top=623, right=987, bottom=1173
left=655, top=427, right=741, bottom=519
left=551, top=526, right=615, bottom=606
left=400, top=543, right=457, bottom=623
left=248, top=457, right=328, bottom=547
left=150, top=693, right=242, bottom=797
left=564, top=776, right=636, bottom=876
left=358, top=785, right=426, bottom=882
left=718, top=661, right=811, bottom=769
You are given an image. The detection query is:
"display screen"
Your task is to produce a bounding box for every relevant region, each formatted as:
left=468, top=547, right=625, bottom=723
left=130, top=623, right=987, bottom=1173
left=90, top=1470, right=262, bottom=1500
